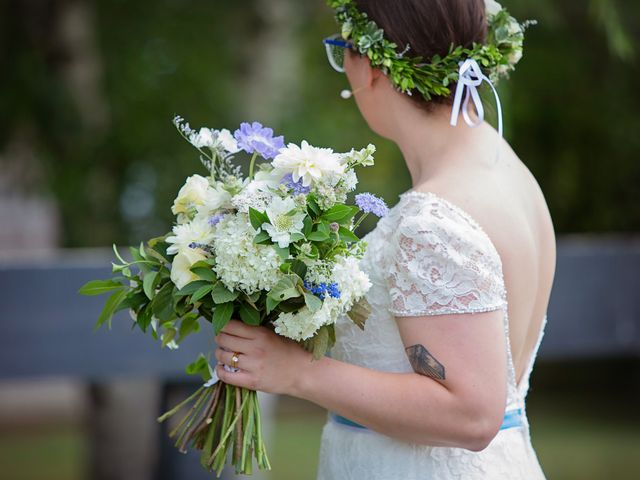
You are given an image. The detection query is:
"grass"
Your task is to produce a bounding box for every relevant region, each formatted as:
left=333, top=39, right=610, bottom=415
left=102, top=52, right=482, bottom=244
left=1, top=392, right=638, bottom=479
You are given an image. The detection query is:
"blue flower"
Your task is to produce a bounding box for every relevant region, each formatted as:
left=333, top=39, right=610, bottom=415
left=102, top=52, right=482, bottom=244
left=303, top=279, right=341, bottom=300
left=233, top=122, right=285, bottom=160
left=280, top=173, right=311, bottom=195
left=355, top=193, right=388, bottom=218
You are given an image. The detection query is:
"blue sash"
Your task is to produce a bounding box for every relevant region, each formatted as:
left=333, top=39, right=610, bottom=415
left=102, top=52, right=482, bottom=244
left=330, top=408, right=524, bottom=431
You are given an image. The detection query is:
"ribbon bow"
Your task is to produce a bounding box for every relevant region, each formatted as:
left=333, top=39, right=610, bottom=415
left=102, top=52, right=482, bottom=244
left=449, top=59, right=503, bottom=138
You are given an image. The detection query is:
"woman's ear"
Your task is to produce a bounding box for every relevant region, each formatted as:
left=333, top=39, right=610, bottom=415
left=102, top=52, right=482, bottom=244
left=345, top=52, right=382, bottom=90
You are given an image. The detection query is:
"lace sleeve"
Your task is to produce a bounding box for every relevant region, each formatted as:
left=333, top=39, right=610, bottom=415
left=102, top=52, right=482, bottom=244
left=385, top=200, right=506, bottom=317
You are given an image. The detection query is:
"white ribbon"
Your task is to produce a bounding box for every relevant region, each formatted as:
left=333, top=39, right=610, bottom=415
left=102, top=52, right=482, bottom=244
left=449, top=59, right=503, bottom=138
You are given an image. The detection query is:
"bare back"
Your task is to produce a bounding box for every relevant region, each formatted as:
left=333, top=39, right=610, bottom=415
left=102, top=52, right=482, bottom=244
left=414, top=125, right=556, bottom=386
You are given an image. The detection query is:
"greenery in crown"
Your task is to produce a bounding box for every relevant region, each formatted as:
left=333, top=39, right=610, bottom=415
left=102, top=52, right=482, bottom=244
left=326, top=0, right=536, bottom=100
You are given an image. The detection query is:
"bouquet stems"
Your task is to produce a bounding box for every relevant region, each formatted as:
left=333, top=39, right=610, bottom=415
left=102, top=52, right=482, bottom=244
left=158, top=382, right=270, bottom=477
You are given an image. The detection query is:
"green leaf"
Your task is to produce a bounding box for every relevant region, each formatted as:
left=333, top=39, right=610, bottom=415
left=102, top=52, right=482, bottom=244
left=304, top=292, right=323, bottom=313
left=249, top=207, right=269, bottom=231
left=289, top=232, right=305, bottom=242
left=186, top=353, right=211, bottom=380
left=274, top=245, right=290, bottom=260
left=152, top=282, right=175, bottom=321
left=254, top=231, right=271, bottom=245
left=211, top=282, right=239, bottom=304
left=347, top=297, right=372, bottom=331
left=178, top=314, right=200, bottom=342
left=95, top=288, right=129, bottom=330
left=307, top=196, right=321, bottom=216
left=239, top=302, right=261, bottom=326
left=212, top=302, right=234, bottom=335
left=190, top=284, right=214, bottom=303
left=302, top=216, right=313, bottom=237
left=190, top=266, right=217, bottom=283
left=161, top=328, right=177, bottom=348
left=311, top=326, right=329, bottom=360
left=79, top=279, right=123, bottom=296
left=290, top=259, right=308, bottom=280
left=136, top=303, right=154, bottom=333
left=307, top=229, right=330, bottom=242
left=268, top=275, right=301, bottom=302
left=143, top=271, right=159, bottom=300
left=321, top=204, right=356, bottom=222
left=339, top=226, right=360, bottom=243
left=266, top=296, right=280, bottom=314
left=176, top=280, right=211, bottom=296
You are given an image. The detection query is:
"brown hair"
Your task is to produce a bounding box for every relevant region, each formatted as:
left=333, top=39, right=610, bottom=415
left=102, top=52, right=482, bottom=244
left=355, top=0, right=488, bottom=109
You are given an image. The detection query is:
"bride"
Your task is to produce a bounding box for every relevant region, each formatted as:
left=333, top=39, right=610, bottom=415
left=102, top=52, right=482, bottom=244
left=214, top=0, right=554, bottom=478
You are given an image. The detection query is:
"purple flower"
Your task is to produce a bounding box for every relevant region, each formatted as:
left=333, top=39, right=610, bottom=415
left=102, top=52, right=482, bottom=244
left=233, top=122, right=285, bottom=160
left=208, top=213, right=225, bottom=227
left=280, top=173, right=311, bottom=195
left=355, top=193, right=388, bottom=217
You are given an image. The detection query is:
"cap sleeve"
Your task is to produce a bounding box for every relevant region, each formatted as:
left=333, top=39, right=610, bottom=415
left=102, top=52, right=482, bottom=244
left=385, top=195, right=506, bottom=317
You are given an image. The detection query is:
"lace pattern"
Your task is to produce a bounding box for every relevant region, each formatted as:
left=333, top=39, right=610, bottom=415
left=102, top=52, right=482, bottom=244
left=386, top=192, right=507, bottom=316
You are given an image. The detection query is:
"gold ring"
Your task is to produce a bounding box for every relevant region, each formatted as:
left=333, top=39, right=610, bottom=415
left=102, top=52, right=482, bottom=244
left=230, top=352, right=240, bottom=369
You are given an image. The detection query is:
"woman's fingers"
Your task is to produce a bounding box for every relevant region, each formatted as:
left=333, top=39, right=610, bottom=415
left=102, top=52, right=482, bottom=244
left=215, top=331, right=252, bottom=353
left=220, top=319, right=260, bottom=339
left=214, top=347, right=251, bottom=369
left=215, top=363, right=257, bottom=390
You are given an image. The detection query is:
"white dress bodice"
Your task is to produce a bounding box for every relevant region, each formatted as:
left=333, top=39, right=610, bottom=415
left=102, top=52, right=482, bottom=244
left=317, top=190, right=547, bottom=479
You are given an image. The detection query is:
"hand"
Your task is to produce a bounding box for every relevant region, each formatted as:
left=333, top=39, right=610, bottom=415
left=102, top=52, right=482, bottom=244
left=214, top=320, right=313, bottom=396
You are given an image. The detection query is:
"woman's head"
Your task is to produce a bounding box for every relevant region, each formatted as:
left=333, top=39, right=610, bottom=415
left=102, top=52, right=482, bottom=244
left=354, top=0, right=488, bottom=109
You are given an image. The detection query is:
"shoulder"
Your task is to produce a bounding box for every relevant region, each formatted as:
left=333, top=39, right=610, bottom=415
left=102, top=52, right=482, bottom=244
left=392, top=190, right=502, bottom=270
left=385, top=191, right=507, bottom=317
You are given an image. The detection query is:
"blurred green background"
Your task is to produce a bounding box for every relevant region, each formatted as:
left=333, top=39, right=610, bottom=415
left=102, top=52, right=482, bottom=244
left=1, top=0, right=639, bottom=479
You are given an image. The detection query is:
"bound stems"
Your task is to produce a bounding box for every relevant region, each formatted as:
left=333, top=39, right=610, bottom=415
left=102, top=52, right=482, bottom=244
left=158, top=382, right=269, bottom=477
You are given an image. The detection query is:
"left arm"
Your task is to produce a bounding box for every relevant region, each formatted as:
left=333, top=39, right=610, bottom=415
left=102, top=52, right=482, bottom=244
left=215, top=309, right=507, bottom=451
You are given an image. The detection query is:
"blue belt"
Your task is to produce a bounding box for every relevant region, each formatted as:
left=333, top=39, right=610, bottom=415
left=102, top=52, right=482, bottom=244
left=330, top=408, right=525, bottom=431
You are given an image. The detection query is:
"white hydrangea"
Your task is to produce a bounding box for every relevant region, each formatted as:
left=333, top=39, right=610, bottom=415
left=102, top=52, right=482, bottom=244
left=212, top=213, right=282, bottom=294
left=231, top=173, right=280, bottom=213
left=332, top=255, right=371, bottom=310
left=273, top=303, right=334, bottom=341
left=272, top=141, right=344, bottom=187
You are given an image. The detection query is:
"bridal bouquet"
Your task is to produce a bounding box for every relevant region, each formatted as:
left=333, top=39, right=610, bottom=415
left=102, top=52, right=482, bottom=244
left=80, top=117, right=385, bottom=476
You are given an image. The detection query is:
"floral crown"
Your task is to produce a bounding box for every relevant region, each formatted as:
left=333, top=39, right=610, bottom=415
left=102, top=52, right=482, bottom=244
left=326, top=0, right=535, bottom=101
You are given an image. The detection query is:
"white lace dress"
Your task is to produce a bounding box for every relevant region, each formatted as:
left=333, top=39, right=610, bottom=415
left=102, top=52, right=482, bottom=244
left=317, top=190, right=547, bottom=480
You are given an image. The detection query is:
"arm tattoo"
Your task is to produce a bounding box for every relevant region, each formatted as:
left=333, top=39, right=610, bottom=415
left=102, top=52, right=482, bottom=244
left=405, top=344, right=446, bottom=380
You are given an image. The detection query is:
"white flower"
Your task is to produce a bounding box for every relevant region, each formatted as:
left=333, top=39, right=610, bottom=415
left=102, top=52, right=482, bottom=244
left=197, top=183, right=232, bottom=217
left=217, top=129, right=240, bottom=153
left=171, top=248, right=207, bottom=290
left=212, top=214, right=282, bottom=294
left=166, top=216, right=215, bottom=255
left=332, top=255, right=371, bottom=309
left=485, top=0, right=503, bottom=17
left=508, top=48, right=523, bottom=66
left=189, top=128, right=216, bottom=149
left=189, top=128, right=240, bottom=154
left=273, top=306, right=331, bottom=341
left=172, top=175, right=210, bottom=216
left=262, top=197, right=306, bottom=248
left=272, top=141, right=344, bottom=187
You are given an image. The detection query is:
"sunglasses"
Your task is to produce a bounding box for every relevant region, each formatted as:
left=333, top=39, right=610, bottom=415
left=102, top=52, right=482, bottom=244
left=322, top=34, right=353, bottom=73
